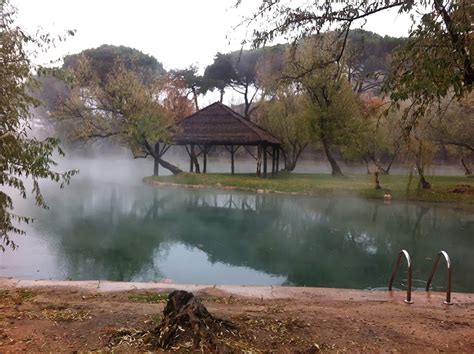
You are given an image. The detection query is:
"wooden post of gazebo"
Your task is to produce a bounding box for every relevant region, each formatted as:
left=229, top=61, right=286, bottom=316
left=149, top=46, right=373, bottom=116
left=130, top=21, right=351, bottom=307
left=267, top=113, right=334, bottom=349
left=257, top=145, right=262, bottom=176
left=230, top=145, right=235, bottom=175
left=203, top=146, right=207, bottom=173
left=189, top=144, right=194, bottom=172
left=271, top=146, right=276, bottom=175
left=263, top=145, right=268, bottom=178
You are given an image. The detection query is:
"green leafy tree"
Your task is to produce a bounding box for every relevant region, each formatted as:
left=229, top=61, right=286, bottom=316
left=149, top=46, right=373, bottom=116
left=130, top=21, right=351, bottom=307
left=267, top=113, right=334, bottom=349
left=346, top=30, right=407, bottom=94
left=205, top=47, right=286, bottom=119
left=428, top=93, right=474, bottom=174
left=343, top=96, right=403, bottom=175
left=170, top=65, right=211, bottom=111
left=63, top=44, right=165, bottom=84
left=238, top=0, right=473, bottom=122
left=257, top=86, right=312, bottom=171
left=1, top=1, right=77, bottom=250
left=56, top=57, right=191, bottom=175
left=203, top=52, right=235, bottom=103
left=286, top=38, right=364, bottom=176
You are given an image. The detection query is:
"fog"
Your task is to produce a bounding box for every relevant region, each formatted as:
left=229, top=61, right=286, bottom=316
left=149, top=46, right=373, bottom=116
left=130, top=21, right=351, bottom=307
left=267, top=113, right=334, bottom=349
left=1, top=146, right=472, bottom=290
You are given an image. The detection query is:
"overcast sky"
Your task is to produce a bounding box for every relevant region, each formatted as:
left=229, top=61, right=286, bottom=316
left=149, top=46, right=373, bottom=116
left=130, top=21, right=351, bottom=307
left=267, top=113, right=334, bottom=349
left=13, top=0, right=412, bottom=71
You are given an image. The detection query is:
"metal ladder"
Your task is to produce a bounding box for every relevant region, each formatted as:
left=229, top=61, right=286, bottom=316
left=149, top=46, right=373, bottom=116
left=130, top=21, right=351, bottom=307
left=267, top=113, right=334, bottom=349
left=425, top=251, right=452, bottom=305
left=388, top=249, right=452, bottom=305
left=388, top=249, right=413, bottom=304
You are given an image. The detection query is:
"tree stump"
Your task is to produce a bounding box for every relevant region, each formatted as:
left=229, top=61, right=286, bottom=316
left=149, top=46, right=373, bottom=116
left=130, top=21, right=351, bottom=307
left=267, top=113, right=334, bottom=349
left=374, top=171, right=382, bottom=190
left=153, top=290, right=236, bottom=351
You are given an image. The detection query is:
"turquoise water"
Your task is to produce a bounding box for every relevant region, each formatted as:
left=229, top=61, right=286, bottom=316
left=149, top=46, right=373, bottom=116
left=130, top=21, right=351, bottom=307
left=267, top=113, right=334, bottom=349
left=1, top=160, right=473, bottom=292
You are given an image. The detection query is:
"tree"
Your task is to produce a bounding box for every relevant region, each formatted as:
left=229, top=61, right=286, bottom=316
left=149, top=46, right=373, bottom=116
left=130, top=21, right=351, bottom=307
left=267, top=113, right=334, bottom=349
left=386, top=0, right=473, bottom=120
left=203, top=53, right=235, bottom=103
left=257, top=86, right=312, bottom=171
left=286, top=38, right=364, bottom=176
left=346, top=30, right=406, bottom=94
left=55, top=56, right=188, bottom=175
left=428, top=93, right=474, bottom=174
left=344, top=96, right=403, bottom=174
left=170, top=66, right=210, bottom=111
left=204, top=47, right=285, bottom=119
left=63, top=44, right=165, bottom=85
left=238, top=0, right=473, bottom=122
left=1, top=1, right=76, bottom=250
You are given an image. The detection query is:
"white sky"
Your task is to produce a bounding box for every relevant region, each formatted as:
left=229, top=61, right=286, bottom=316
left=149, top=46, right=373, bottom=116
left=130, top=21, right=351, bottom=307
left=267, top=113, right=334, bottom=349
left=12, top=0, right=413, bottom=106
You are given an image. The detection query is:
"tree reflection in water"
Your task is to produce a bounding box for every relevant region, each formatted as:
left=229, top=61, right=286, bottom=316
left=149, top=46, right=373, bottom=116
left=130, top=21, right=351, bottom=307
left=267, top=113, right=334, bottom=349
left=16, top=181, right=474, bottom=292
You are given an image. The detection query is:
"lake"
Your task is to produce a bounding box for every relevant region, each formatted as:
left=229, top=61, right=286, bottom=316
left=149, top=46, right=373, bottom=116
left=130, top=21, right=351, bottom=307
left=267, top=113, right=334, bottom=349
left=1, top=157, right=473, bottom=292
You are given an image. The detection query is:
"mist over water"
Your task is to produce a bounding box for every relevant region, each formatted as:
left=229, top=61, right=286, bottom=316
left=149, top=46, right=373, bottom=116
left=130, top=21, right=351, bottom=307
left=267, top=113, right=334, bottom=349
left=1, top=153, right=473, bottom=292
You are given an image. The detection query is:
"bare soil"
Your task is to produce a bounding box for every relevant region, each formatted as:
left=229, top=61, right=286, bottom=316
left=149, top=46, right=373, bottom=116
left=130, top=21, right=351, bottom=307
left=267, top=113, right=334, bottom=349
left=0, top=286, right=473, bottom=352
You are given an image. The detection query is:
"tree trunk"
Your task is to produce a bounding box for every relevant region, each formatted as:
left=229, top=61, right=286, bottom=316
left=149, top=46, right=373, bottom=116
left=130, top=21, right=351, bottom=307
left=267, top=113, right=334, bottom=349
left=192, top=88, right=199, bottom=111
left=143, top=140, right=181, bottom=176
left=275, top=148, right=280, bottom=173
left=256, top=145, right=262, bottom=176
left=188, top=145, right=200, bottom=173
left=219, top=89, right=224, bottom=103
left=244, top=84, right=250, bottom=120
left=461, top=156, right=472, bottom=176
left=157, top=156, right=182, bottom=175
left=284, top=162, right=297, bottom=172
left=322, top=137, right=343, bottom=176
left=385, top=154, right=396, bottom=175
left=415, top=139, right=431, bottom=189
left=363, top=156, right=370, bottom=174
left=153, top=157, right=159, bottom=176
left=374, top=171, right=382, bottom=190
left=153, top=143, right=160, bottom=176
left=417, top=169, right=431, bottom=189
left=153, top=291, right=235, bottom=351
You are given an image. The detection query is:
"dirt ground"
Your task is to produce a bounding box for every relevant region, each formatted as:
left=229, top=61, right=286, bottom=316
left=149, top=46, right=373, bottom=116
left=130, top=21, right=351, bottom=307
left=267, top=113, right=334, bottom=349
left=0, top=285, right=473, bottom=352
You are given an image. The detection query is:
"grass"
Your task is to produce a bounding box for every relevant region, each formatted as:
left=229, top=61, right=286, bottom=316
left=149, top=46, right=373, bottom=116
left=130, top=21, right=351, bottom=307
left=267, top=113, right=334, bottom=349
left=0, top=289, right=36, bottom=306
left=144, top=172, right=474, bottom=204
left=128, top=293, right=169, bottom=304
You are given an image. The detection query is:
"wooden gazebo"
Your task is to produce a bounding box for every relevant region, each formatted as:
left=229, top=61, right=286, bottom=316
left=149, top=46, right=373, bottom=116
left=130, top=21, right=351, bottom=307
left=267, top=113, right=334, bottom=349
left=169, top=102, right=282, bottom=177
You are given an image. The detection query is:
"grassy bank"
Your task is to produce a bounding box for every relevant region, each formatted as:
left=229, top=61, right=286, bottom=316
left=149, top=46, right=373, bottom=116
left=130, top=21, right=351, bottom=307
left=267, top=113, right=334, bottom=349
left=145, top=172, right=473, bottom=204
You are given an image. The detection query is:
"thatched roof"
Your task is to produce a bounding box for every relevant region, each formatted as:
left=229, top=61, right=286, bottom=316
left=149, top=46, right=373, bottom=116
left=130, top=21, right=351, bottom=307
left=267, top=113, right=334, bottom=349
left=172, top=102, right=281, bottom=146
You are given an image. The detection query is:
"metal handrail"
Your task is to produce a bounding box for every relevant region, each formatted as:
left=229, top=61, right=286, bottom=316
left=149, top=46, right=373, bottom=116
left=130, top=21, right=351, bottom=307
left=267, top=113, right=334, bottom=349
left=425, top=251, right=452, bottom=305
left=388, top=249, right=413, bottom=304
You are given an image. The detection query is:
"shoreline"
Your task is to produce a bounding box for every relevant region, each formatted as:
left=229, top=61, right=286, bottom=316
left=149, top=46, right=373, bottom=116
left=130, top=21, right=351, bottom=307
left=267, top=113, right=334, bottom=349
left=2, top=277, right=474, bottom=303
left=143, top=177, right=474, bottom=208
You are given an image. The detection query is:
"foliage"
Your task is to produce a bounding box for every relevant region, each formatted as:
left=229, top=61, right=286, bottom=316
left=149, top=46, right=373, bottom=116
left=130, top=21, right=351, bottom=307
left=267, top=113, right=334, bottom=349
left=203, top=52, right=235, bottom=102
left=428, top=93, right=474, bottom=152
left=204, top=47, right=286, bottom=118
left=346, top=30, right=407, bottom=93
left=237, top=0, right=473, bottom=124
left=385, top=0, right=473, bottom=121
left=285, top=37, right=364, bottom=176
left=170, top=66, right=210, bottom=110
left=0, top=0, right=77, bottom=250
left=55, top=56, right=191, bottom=174
left=343, top=96, right=403, bottom=174
left=63, top=44, right=165, bottom=85
left=257, top=84, right=312, bottom=171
